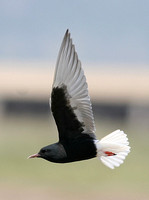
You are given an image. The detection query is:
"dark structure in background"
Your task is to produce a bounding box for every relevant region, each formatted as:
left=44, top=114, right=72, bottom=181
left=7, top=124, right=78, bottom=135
left=4, top=100, right=50, bottom=115
left=2, top=99, right=128, bottom=121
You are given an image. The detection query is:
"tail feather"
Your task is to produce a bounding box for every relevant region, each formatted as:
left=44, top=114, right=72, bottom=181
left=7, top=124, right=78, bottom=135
left=95, top=130, right=130, bottom=169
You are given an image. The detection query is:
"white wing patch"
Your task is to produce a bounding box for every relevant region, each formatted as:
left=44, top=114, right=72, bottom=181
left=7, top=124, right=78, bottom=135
left=52, top=30, right=96, bottom=134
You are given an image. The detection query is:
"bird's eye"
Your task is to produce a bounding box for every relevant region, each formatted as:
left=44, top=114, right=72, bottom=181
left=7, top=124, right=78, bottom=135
left=41, top=149, right=47, bottom=153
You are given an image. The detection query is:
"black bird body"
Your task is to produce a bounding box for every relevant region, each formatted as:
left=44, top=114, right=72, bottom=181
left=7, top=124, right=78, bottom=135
left=39, top=86, right=97, bottom=163
left=28, top=30, right=130, bottom=169
left=51, top=86, right=95, bottom=140
left=61, top=135, right=97, bottom=163
left=40, top=135, right=96, bottom=163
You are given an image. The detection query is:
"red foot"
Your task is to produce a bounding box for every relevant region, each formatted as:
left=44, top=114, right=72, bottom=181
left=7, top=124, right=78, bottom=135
left=105, top=151, right=116, bottom=156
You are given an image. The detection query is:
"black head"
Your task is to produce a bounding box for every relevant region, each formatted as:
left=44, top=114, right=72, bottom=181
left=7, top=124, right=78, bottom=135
left=28, top=143, right=67, bottom=163
left=39, top=146, right=52, bottom=159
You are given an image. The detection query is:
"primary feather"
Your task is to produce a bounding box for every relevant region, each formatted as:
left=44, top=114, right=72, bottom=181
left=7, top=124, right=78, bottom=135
left=51, top=30, right=96, bottom=136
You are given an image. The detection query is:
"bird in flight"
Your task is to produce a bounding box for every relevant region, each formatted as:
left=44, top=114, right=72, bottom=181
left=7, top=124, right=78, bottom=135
left=28, top=30, right=130, bottom=169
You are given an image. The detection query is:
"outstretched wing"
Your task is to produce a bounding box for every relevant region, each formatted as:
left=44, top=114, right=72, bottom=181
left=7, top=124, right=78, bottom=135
left=51, top=30, right=96, bottom=141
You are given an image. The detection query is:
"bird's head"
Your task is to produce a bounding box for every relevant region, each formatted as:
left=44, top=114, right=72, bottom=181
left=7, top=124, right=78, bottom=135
left=28, top=143, right=67, bottom=162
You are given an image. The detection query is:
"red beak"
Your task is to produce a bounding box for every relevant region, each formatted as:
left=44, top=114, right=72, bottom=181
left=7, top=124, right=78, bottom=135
left=27, top=153, right=40, bottom=159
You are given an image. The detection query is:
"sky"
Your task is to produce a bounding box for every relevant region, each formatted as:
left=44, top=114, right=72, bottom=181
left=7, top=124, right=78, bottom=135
left=0, top=0, right=149, bottom=67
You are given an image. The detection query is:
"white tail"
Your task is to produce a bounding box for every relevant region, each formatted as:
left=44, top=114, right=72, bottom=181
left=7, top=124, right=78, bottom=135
left=95, top=130, right=130, bottom=169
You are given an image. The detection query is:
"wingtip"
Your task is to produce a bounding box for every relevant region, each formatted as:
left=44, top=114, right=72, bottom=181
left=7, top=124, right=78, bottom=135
left=63, top=29, right=70, bottom=41
left=65, top=29, right=69, bottom=35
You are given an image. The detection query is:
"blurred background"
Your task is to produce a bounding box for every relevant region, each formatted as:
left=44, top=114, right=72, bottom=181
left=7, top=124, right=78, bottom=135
left=0, top=0, right=149, bottom=199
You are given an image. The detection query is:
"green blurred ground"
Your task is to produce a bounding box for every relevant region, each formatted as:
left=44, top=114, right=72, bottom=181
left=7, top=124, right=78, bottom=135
left=0, top=115, right=149, bottom=200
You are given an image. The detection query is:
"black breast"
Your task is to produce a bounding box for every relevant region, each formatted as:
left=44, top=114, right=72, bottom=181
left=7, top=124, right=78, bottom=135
left=60, top=134, right=97, bottom=163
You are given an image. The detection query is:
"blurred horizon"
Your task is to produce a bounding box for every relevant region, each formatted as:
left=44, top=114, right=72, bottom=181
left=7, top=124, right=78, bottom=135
left=1, top=61, right=149, bottom=104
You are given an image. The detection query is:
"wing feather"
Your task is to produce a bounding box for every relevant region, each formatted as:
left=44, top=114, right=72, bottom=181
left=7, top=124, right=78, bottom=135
left=51, top=30, right=96, bottom=139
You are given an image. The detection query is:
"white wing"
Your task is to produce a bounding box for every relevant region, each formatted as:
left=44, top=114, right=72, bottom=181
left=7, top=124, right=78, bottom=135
left=52, top=30, right=96, bottom=135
